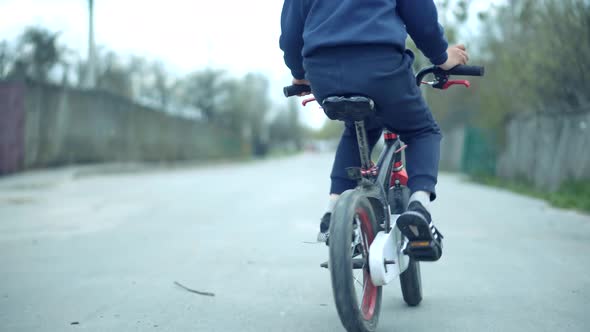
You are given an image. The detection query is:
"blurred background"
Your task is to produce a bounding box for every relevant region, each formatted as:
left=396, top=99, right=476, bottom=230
left=1, top=1, right=590, bottom=331
left=0, top=0, right=590, bottom=213
left=1, top=0, right=588, bottom=210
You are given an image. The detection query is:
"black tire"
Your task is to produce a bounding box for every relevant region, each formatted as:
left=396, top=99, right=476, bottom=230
left=390, top=185, right=423, bottom=306
left=329, top=189, right=382, bottom=332
left=399, top=258, right=422, bottom=306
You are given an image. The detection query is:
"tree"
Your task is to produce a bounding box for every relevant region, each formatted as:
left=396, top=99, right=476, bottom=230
left=11, top=26, right=64, bottom=82
left=125, top=59, right=175, bottom=111
left=0, top=41, right=12, bottom=79
left=76, top=50, right=134, bottom=98
left=269, top=98, right=303, bottom=151
left=177, top=69, right=228, bottom=122
left=312, top=119, right=344, bottom=140
left=475, top=0, right=590, bottom=127
left=240, top=73, right=272, bottom=156
left=425, top=0, right=590, bottom=131
left=413, top=0, right=473, bottom=127
left=216, top=78, right=247, bottom=132
left=151, top=61, right=172, bottom=110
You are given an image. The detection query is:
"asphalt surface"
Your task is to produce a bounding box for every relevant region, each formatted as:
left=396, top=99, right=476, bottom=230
left=1, top=153, right=589, bottom=332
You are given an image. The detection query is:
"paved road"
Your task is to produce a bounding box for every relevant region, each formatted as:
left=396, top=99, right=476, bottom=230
left=1, top=154, right=589, bottom=332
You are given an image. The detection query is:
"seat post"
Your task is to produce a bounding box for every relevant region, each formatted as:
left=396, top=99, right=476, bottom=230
left=354, top=120, right=372, bottom=171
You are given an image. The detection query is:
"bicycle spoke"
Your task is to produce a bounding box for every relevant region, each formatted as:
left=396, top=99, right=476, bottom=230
left=353, top=274, right=363, bottom=287
left=353, top=214, right=369, bottom=308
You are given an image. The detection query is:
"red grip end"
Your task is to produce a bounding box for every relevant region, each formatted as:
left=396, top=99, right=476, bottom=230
left=302, top=97, right=316, bottom=107
left=442, top=80, right=471, bottom=89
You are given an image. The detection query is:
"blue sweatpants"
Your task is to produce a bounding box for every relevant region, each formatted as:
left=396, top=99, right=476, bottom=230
left=303, top=46, right=442, bottom=200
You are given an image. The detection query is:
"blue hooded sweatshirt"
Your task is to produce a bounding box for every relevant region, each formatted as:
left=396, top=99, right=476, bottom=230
left=280, top=0, right=449, bottom=79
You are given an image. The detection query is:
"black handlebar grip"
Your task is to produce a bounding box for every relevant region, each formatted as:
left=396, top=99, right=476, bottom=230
left=447, top=65, right=485, bottom=77
left=283, top=84, right=312, bottom=97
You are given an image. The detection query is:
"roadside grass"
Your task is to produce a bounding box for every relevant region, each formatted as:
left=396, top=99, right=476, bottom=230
left=473, top=176, right=590, bottom=213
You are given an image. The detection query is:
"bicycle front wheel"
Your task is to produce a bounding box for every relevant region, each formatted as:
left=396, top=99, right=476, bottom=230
left=329, top=189, right=382, bottom=332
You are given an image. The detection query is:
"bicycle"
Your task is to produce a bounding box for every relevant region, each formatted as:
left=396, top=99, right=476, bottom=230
left=284, top=65, right=485, bottom=332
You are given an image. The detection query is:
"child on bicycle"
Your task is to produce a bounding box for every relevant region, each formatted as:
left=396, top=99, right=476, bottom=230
left=280, top=0, right=469, bottom=260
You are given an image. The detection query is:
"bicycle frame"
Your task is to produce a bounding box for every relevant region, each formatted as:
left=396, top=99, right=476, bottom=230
left=351, top=120, right=404, bottom=230
left=351, top=120, right=413, bottom=286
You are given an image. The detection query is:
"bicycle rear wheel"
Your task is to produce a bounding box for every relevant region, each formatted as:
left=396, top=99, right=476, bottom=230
left=329, top=189, right=382, bottom=332
left=390, top=185, right=423, bottom=306
left=399, top=257, right=422, bottom=306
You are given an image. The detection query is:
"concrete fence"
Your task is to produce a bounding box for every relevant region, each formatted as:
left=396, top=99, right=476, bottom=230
left=0, top=80, right=241, bottom=175
left=440, top=126, right=465, bottom=172
left=497, top=110, right=590, bottom=191
left=0, top=82, right=25, bottom=174
left=440, top=110, right=590, bottom=191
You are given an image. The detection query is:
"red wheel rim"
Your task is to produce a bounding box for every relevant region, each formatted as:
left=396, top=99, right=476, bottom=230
left=355, top=207, right=377, bottom=321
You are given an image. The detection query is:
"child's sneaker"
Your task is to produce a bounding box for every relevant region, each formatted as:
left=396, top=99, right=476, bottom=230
left=316, top=212, right=331, bottom=244
left=396, top=201, right=443, bottom=261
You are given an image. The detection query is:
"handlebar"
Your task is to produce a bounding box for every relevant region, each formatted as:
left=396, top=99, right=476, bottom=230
left=283, top=64, right=485, bottom=97
left=416, top=65, right=485, bottom=89
left=283, top=84, right=312, bottom=97
left=447, top=65, right=485, bottom=76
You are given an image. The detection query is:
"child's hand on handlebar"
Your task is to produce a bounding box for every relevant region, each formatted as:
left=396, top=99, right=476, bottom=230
left=438, top=44, right=469, bottom=71
left=292, top=78, right=312, bottom=96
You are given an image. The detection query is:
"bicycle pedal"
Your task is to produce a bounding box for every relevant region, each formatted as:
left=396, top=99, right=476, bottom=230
left=409, top=241, right=432, bottom=248
left=404, top=240, right=442, bottom=262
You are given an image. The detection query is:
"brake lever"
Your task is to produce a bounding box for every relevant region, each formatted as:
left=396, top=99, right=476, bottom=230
left=442, top=80, right=471, bottom=90
left=302, top=97, right=316, bottom=107
left=431, top=70, right=471, bottom=90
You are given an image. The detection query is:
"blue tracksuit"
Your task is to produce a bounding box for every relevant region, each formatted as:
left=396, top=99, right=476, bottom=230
left=280, top=0, right=447, bottom=200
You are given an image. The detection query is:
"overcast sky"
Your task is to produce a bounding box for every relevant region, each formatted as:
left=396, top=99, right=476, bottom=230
left=0, top=0, right=502, bottom=129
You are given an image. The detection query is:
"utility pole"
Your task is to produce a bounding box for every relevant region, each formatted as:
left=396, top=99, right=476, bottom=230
left=83, top=0, right=96, bottom=88
left=206, top=34, right=214, bottom=68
